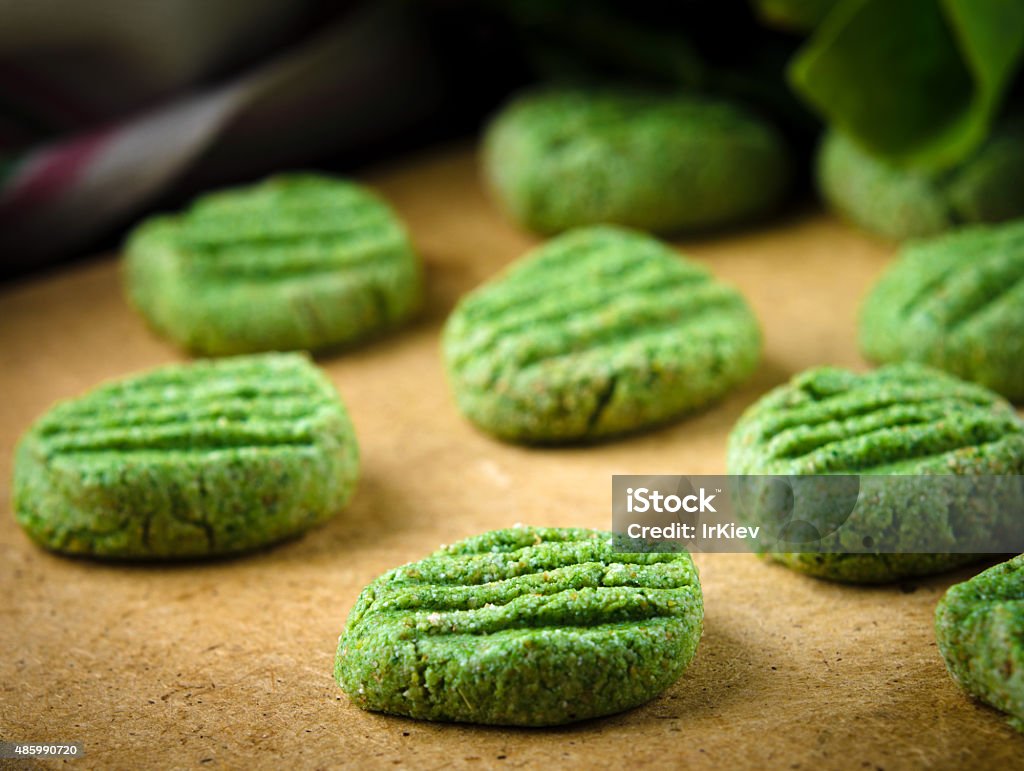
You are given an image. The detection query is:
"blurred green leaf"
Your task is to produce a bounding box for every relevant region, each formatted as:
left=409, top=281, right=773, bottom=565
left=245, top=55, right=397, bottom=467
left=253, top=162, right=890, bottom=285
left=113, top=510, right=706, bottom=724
left=750, top=0, right=838, bottom=33
left=789, top=0, right=1024, bottom=170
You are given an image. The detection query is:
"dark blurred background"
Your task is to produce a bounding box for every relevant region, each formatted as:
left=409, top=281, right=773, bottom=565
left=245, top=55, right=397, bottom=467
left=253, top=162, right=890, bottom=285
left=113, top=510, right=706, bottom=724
left=2, top=0, right=1021, bottom=279
left=0, top=0, right=816, bottom=279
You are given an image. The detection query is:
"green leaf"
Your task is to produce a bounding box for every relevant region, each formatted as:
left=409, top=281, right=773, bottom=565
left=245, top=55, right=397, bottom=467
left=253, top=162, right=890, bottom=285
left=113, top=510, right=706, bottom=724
left=789, top=0, right=1024, bottom=170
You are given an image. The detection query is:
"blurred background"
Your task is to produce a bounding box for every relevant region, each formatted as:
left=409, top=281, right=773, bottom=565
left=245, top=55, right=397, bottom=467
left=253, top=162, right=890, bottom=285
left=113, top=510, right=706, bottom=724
left=1, top=0, right=1022, bottom=279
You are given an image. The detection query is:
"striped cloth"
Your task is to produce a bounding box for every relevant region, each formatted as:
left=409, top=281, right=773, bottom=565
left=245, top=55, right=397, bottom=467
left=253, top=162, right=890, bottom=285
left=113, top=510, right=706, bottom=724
left=0, top=0, right=442, bottom=275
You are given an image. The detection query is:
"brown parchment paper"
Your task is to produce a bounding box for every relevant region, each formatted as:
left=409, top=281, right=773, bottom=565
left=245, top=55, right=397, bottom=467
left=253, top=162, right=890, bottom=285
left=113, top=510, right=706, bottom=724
left=1, top=146, right=1020, bottom=771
